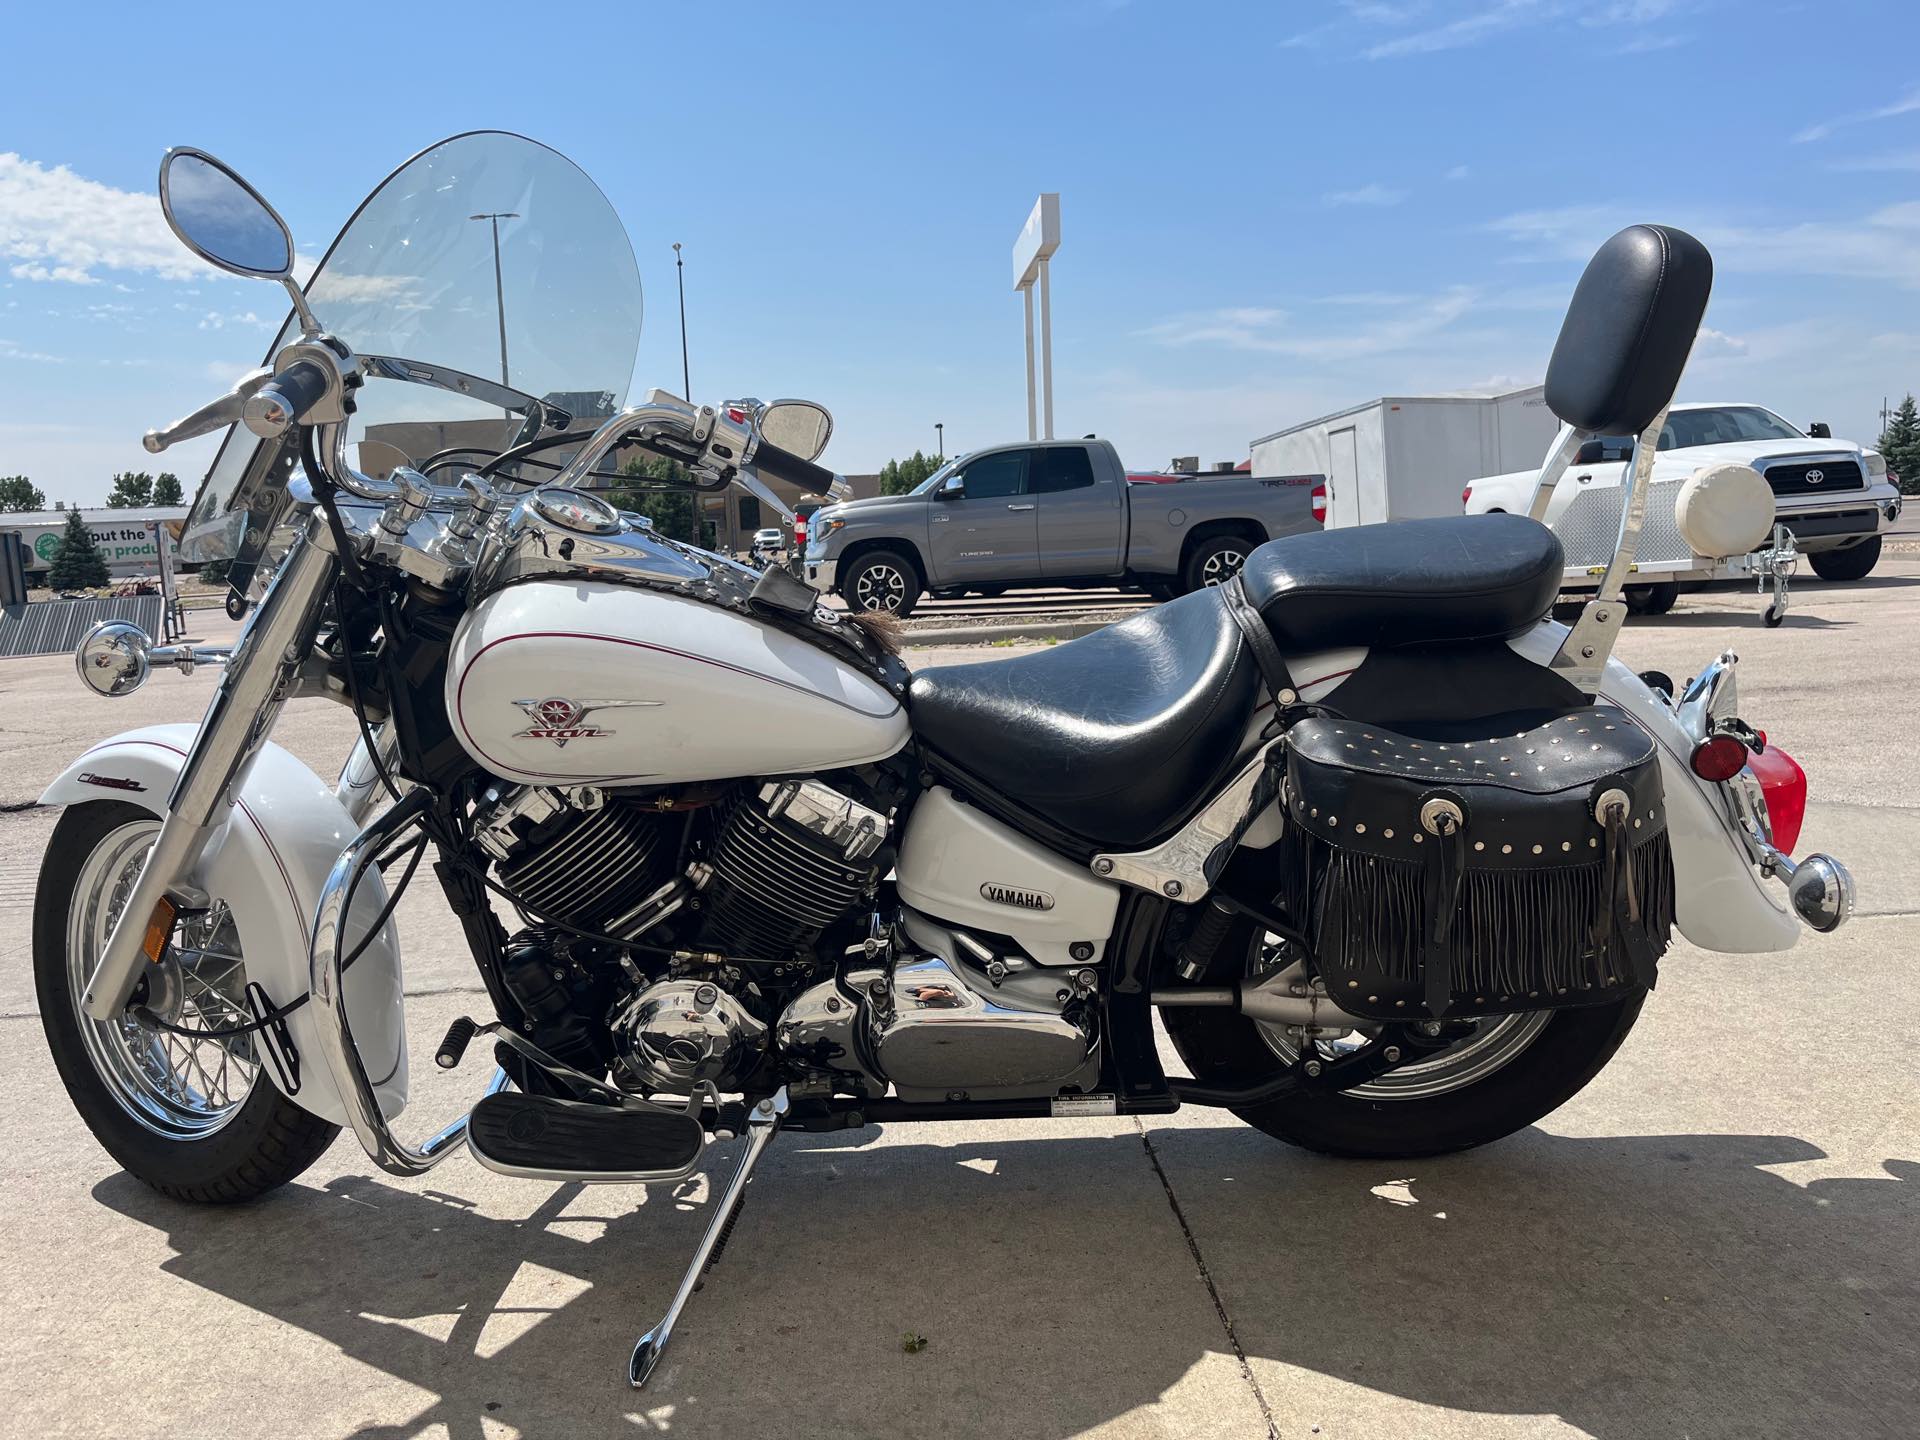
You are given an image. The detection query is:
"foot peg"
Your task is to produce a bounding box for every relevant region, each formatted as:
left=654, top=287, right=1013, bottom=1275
left=467, top=1092, right=705, bottom=1183
left=630, top=1087, right=789, bottom=1389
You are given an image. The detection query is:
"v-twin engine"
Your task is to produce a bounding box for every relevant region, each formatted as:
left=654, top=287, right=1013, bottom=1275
left=774, top=911, right=1101, bottom=1104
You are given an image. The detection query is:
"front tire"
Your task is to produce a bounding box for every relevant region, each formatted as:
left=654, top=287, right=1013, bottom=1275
left=1808, top=535, right=1881, bottom=581
left=35, top=800, right=338, bottom=1202
left=1161, top=919, right=1644, bottom=1158
left=843, top=549, right=923, bottom=617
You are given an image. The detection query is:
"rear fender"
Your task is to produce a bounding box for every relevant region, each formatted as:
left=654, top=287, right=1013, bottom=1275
left=40, top=724, right=409, bottom=1126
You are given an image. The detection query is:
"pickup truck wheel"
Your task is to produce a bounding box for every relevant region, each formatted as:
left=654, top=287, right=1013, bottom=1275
left=1808, top=536, right=1881, bottom=582
left=845, top=550, right=922, bottom=616
left=1185, top=536, right=1250, bottom=592
left=1624, top=581, right=1679, bottom=615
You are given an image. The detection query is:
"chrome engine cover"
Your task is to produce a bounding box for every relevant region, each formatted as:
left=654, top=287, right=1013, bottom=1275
left=615, top=979, right=766, bottom=1093
left=773, top=909, right=1099, bottom=1104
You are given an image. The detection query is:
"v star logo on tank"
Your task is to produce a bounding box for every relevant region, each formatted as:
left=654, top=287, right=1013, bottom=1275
left=511, top=696, right=659, bottom=747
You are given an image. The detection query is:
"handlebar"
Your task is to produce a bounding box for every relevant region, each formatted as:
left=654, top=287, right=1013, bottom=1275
left=749, top=439, right=837, bottom=495
left=244, top=360, right=334, bottom=440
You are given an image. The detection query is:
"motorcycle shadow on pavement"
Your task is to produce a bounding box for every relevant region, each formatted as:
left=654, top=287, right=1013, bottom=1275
left=93, top=1124, right=1916, bottom=1440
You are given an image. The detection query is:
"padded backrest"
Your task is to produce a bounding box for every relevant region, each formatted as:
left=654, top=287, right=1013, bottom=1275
left=1544, top=224, right=1712, bottom=438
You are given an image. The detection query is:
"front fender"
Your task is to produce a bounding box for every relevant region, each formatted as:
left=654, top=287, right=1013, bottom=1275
left=41, top=724, right=408, bottom=1127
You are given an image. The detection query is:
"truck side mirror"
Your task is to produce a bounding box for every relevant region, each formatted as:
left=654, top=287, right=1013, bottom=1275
left=1809, top=421, right=1831, bottom=439
left=1544, top=223, right=1712, bottom=436
left=1574, top=439, right=1607, bottom=465
left=936, top=477, right=964, bottom=499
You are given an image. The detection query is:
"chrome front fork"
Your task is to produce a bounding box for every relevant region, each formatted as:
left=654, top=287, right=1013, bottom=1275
left=82, top=511, right=340, bottom=1021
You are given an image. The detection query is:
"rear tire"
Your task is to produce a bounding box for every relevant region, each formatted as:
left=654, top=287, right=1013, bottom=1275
left=1161, top=918, right=1644, bottom=1158
left=1808, top=536, right=1881, bottom=582
left=843, top=549, right=923, bottom=617
left=1182, top=535, right=1251, bottom=594
left=35, top=801, right=338, bottom=1203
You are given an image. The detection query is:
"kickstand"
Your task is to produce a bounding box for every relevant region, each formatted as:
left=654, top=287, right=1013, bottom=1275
left=628, top=1087, right=789, bottom=1389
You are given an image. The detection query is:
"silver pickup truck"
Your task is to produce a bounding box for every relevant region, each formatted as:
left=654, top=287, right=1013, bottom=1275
left=802, top=438, right=1319, bottom=615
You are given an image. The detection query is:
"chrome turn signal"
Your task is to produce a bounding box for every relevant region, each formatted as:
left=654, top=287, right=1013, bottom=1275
left=1785, top=852, right=1854, bottom=933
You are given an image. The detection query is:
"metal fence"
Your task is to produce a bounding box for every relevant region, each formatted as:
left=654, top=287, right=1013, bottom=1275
left=0, top=595, right=164, bottom=660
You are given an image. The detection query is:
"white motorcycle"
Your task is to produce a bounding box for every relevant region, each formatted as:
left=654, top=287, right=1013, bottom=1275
left=38, top=132, right=1854, bottom=1387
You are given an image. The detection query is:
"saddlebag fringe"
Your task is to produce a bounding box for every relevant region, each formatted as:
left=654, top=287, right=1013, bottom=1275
left=1274, top=706, right=1676, bottom=1020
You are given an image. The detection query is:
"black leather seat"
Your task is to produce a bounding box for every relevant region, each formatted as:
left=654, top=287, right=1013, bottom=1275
left=1241, top=512, right=1563, bottom=650
left=909, top=588, right=1260, bottom=849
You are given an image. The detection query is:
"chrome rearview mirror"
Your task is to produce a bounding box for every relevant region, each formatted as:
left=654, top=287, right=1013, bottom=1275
left=158, top=148, right=321, bottom=336
left=159, top=149, right=293, bottom=278
left=759, top=400, right=833, bottom=462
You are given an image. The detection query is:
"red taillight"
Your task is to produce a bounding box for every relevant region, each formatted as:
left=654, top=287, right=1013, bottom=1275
left=1462, top=484, right=1473, bottom=507
left=1689, top=732, right=1749, bottom=783
left=1310, top=483, right=1327, bottom=525
left=794, top=516, right=808, bottom=544
left=1747, top=743, right=1808, bottom=854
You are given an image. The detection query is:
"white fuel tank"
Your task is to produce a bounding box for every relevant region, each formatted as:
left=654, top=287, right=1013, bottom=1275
left=447, top=582, right=908, bottom=785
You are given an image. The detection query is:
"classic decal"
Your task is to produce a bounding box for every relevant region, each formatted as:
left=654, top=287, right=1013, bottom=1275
left=979, top=882, right=1055, bottom=912
left=511, top=696, right=659, bottom=747
left=77, top=772, right=146, bottom=792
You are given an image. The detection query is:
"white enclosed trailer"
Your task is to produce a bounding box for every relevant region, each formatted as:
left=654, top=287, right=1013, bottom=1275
left=1249, top=386, right=1558, bottom=530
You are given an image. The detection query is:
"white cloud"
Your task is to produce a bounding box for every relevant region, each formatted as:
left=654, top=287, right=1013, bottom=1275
left=1138, top=287, right=1479, bottom=361
left=1693, top=326, right=1747, bottom=357
left=1486, top=202, right=1920, bottom=290
left=0, top=336, right=65, bottom=363
left=1445, top=164, right=1471, bottom=181
left=196, top=309, right=267, bottom=331
left=1793, top=86, right=1920, bottom=144
left=1833, top=149, right=1920, bottom=173
left=1360, top=0, right=1686, bottom=60
left=0, top=153, right=220, bottom=286
left=1324, top=182, right=1408, bottom=207
left=1610, top=33, right=1687, bottom=54
left=1365, top=0, right=1547, bottom=59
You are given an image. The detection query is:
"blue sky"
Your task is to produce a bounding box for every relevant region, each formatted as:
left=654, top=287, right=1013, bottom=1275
left=2, top=0, right=1916, bottom=505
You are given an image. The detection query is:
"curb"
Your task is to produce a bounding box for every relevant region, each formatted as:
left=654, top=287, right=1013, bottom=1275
left=901, top=611, right=1144, bottom=648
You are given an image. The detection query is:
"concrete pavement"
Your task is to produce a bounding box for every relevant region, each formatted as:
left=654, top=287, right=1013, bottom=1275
left=0, top=562, right=1916, bottom=1437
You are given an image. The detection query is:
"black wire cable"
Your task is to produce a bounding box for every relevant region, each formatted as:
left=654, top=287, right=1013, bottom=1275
left=139, top=832, right=429, bottom=1040
left=332, top=575, right=404, bottom=804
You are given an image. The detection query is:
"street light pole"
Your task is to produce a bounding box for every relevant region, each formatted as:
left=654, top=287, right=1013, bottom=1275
left=469, top=212, right=519, bottom=418
left=674, top=243, right=690, bottom=402
left=935, top=422, right=944, bottom=460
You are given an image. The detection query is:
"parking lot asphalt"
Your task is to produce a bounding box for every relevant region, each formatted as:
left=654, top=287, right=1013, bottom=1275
left=1, top=559, right=1916, bottom=1438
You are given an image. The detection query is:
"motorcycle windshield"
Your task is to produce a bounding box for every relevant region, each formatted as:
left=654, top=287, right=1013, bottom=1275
left=181, top=131, right=642, bottom=561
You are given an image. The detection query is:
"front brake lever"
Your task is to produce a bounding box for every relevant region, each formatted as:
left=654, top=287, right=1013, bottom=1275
left=144, top=368, right=275, bottom=454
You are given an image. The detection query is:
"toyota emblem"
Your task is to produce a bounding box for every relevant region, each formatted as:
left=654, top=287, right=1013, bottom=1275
left=1805, top=468, right=1825, bottom=485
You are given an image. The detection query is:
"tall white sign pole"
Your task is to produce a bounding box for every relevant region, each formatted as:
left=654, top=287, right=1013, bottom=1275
left=1012, top=194, right=1061, bottom=445
left=1023, top=285, right=1038, bottom=442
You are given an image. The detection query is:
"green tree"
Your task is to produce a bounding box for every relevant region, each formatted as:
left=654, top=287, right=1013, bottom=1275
left=106, top=471, right=154, bottom=508
left=605, top=453, right=718, bottom=547
left=151, top=472, right=185, bottom=506
left=0, top=475, right=46, bottom=512
left=47, top=510, right=110, bottom=589
left=879, top=449, right=944, bottom=496
left=1877, top=394, right=1920, bottom=497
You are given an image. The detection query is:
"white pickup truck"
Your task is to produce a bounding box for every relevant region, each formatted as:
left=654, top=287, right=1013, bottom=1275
left=1465, top=402, right=1902, bottom=610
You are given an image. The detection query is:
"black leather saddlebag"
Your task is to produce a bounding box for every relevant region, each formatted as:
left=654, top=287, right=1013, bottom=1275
left=1274, top=706, right=1675, bottom=1020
